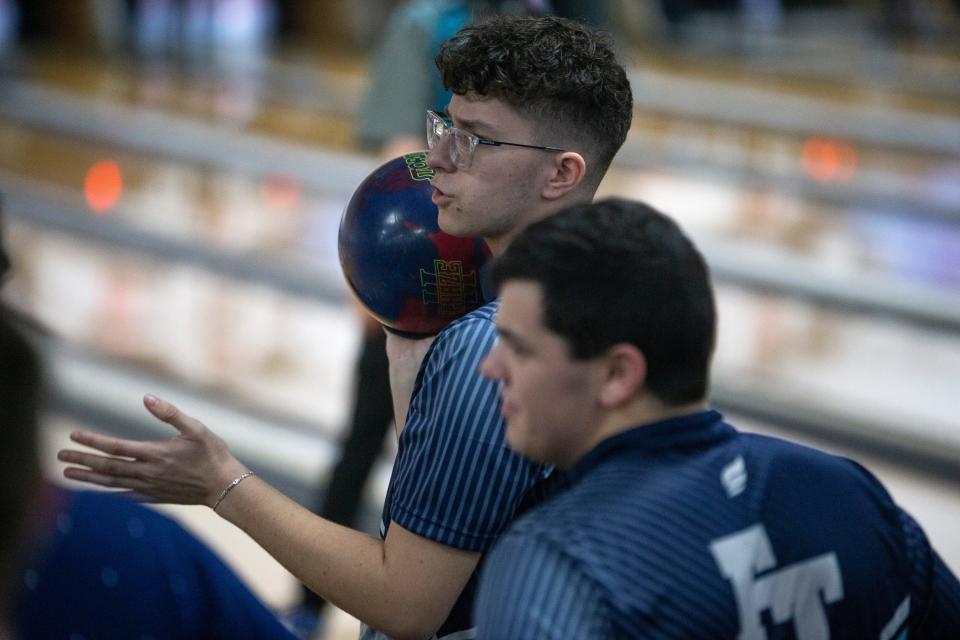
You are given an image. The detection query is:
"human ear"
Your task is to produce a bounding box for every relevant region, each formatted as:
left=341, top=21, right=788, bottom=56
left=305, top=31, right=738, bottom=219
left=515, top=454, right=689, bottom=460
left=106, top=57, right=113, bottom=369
left=598, top=344, right=647, bottom=408
left=542, top=152, right=586, bottom=200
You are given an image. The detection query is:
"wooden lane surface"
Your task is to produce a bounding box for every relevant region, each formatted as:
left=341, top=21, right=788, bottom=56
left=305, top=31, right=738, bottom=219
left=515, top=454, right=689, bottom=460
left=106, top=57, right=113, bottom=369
left=12, top=46, right=958, bottom=183
left=0, top=120, right=339, bottom=265
left=16, top=46, right=361, bottom=150
left=630, top=38, right=960, bottom=120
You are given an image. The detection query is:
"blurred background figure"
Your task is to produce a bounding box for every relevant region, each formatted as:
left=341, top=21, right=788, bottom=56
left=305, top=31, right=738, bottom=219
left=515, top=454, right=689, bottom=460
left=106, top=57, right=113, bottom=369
left=0, top=1, right=958, bottom=638
left=0, top=309, right=298, bottom=640
left=0, top=313, right=38, bottom=640
left=0, top=217, right=297, bottom=640
left=0, top=233, right=36, bottom=640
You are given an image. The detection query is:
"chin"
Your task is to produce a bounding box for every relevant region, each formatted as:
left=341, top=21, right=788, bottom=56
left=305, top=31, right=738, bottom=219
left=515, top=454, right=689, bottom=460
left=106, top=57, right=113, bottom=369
left=505, top=424, right=540, bottom=462
left=437, top=210, right=464, bottom=236
left=504, top=423, right=524, bottom=453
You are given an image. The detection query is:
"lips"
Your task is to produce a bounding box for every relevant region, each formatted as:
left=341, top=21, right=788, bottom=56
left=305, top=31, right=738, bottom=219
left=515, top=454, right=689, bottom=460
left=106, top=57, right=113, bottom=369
left=431, top=184, right=453, bottom=207
left=500, top=398, right=518, bottom=420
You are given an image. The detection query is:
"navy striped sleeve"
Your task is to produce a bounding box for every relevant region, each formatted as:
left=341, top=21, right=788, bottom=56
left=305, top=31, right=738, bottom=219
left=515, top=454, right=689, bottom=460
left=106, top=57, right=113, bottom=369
left=388, top=303, right=544, bottom=551
left=900, top=509, right=960, bottom=637
left=476, top=533, right=612, bottom=640
left=920, top=550, right=960, bottom=638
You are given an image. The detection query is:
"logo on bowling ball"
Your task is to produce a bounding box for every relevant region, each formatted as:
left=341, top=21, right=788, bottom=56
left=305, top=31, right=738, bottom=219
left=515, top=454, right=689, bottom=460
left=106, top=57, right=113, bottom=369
left=420, top=259, right=480, bottom=317
left=404, top=151, right=433, bottom=181
left=339, top=153, right=491, bottom=336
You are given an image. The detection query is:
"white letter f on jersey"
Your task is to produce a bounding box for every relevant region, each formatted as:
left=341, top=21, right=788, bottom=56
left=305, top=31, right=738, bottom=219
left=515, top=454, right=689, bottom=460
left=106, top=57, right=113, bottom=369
left=710, top=524, right=844, bottom=640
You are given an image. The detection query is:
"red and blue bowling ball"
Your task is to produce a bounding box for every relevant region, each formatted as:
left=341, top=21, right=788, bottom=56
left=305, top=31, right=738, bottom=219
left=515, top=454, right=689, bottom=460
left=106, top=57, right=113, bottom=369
left=338, top=152, right=491, bottom=336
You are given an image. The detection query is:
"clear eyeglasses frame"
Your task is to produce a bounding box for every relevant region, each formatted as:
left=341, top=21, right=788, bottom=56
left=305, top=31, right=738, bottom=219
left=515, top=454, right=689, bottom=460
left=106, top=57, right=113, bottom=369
left=425, top=110, right=565, bottom=170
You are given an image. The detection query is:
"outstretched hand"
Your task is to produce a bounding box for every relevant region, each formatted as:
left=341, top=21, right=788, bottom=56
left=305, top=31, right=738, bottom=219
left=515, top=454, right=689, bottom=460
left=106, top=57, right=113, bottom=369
left=58, top=394, right=248, bottom=508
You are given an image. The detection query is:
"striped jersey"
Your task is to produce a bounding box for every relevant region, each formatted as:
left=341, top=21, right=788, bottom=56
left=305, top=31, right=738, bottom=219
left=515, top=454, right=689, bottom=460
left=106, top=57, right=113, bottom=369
left=363, top=300, right=547, bottom=640
left=475, top=410, right=960, bottom=639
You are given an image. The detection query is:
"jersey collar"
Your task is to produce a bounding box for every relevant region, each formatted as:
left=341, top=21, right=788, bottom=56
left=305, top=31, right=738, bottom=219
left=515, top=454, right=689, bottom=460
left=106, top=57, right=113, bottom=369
left=566, top=410, right=732, bottom=483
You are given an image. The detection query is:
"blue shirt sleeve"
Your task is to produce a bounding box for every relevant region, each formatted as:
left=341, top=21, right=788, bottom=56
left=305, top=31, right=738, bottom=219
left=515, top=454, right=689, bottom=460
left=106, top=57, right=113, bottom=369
left=921, top=551, right=960, bottom=638
left=476, top=533, right=612, bottom=640
left=388, top=308, right=545, bottom=551
left=15, top=489, right=295, bottom=640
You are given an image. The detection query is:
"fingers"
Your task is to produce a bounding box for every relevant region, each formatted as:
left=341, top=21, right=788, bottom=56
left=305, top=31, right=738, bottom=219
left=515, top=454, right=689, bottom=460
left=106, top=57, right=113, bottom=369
left=58, top=449, right=146, bottom=479
left=61, top=466, right=140, bottom=490
left=143, top=394, right=205, bottom=436
left=68, top=430, right=158, bottom=460
left=59, top=449, right=162, bottom=497
left=120, top=490, right=155, bottom=503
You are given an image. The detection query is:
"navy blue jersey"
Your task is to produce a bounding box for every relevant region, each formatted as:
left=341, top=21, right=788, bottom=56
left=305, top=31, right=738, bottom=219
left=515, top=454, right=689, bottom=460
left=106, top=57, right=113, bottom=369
left=363, top=300, right=547, bottom=639
left=14, top=487, right=295, bottom=640
left=476, top=410, right=960, bottom=639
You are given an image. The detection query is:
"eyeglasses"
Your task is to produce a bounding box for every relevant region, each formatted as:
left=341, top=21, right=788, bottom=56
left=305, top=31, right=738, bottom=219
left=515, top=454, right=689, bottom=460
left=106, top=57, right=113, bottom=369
left=426, top=110, right=565, bottom=171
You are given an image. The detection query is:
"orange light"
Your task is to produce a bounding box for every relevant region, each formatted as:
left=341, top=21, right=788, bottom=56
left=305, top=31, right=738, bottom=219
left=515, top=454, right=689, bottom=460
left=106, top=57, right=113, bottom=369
left=801, top=138, right=857, bottom=182
left=260, top=174, right=302, bottom=209
left=84, top=160, right=123, bottom=213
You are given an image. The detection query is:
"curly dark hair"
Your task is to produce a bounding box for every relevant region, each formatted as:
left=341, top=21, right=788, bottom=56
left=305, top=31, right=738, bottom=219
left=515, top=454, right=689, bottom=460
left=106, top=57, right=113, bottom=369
left=436, top=15, right=632, bottom=189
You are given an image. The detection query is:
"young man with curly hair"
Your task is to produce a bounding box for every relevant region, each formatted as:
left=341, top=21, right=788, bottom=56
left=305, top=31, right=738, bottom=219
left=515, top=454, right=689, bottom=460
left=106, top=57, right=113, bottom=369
left=59, top=15, right=633, bottom=640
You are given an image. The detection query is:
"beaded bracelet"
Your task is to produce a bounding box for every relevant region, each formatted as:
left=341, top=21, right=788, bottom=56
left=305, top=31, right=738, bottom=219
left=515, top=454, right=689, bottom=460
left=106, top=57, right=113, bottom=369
left=213, top=471, right=255, bottom=512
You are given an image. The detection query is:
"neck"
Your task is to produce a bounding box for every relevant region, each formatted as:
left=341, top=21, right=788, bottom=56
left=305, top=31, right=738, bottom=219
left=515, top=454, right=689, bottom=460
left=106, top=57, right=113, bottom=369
left=485, top=235, right=512, bottom=257
left=560, top=394, right=709, bottom=469
left=486, top=191, right=594, bottom=257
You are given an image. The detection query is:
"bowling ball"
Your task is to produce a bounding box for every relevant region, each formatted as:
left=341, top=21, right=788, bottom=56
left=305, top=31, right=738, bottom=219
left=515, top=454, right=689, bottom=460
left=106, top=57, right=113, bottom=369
left=338, top=152, right=491, bottom=337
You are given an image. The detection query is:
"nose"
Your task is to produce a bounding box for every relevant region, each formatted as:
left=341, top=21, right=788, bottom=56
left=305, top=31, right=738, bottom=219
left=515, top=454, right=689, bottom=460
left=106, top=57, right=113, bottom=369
left=480, top=340, right=505, bottom=382
left=427, top=133, right=456, bottom=173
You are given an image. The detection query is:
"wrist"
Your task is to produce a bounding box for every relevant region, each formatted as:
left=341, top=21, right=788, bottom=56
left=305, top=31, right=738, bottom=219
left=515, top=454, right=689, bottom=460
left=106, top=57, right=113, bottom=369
left=213, top=470, right=255, bottom=513
left=210, top=459, right=251, bottom=509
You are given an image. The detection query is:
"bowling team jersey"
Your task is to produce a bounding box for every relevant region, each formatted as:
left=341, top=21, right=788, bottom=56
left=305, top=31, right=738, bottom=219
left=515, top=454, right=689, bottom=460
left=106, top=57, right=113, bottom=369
left=475, top=410, right=960, bottom=639
left=362, top=300, right=547, bottom=640
left=15, top=487, right=296, bottom=640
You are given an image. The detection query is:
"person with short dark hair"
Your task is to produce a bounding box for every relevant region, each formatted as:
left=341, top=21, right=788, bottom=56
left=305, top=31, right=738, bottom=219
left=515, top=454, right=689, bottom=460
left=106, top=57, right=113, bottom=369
left=475, top=198, right=960, bottom=639
left=58, top=14, right=634, bottom=639
left=0, top=214, right=296, bottom=640
left=0, top=308, right=300, bottom=640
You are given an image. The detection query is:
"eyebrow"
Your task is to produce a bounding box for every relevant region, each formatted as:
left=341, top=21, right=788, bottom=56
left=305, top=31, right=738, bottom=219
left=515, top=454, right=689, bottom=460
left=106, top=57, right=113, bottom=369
left=444, top=109, right=497, bottom=139
left=495, top=326, right=531, bottom=351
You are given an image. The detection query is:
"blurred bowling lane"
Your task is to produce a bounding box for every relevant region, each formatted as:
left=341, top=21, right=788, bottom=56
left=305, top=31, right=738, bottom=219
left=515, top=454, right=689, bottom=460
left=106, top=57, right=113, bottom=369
left=3, top=40, right=960, bottom=454
left=17, top=47, right=362, bottom=149
left=3, top=103, right=959, bottom=451
left=9, top=46, right=960, bottom=292
left=1, top=47, right=375, bottom=429
left=0, top=121, right=346, bottom=268
left=3, top=110, right=958, bottom=293
left=0, top=113, right=366, bottom=428
left=12, top=46, right=960, bottom=209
